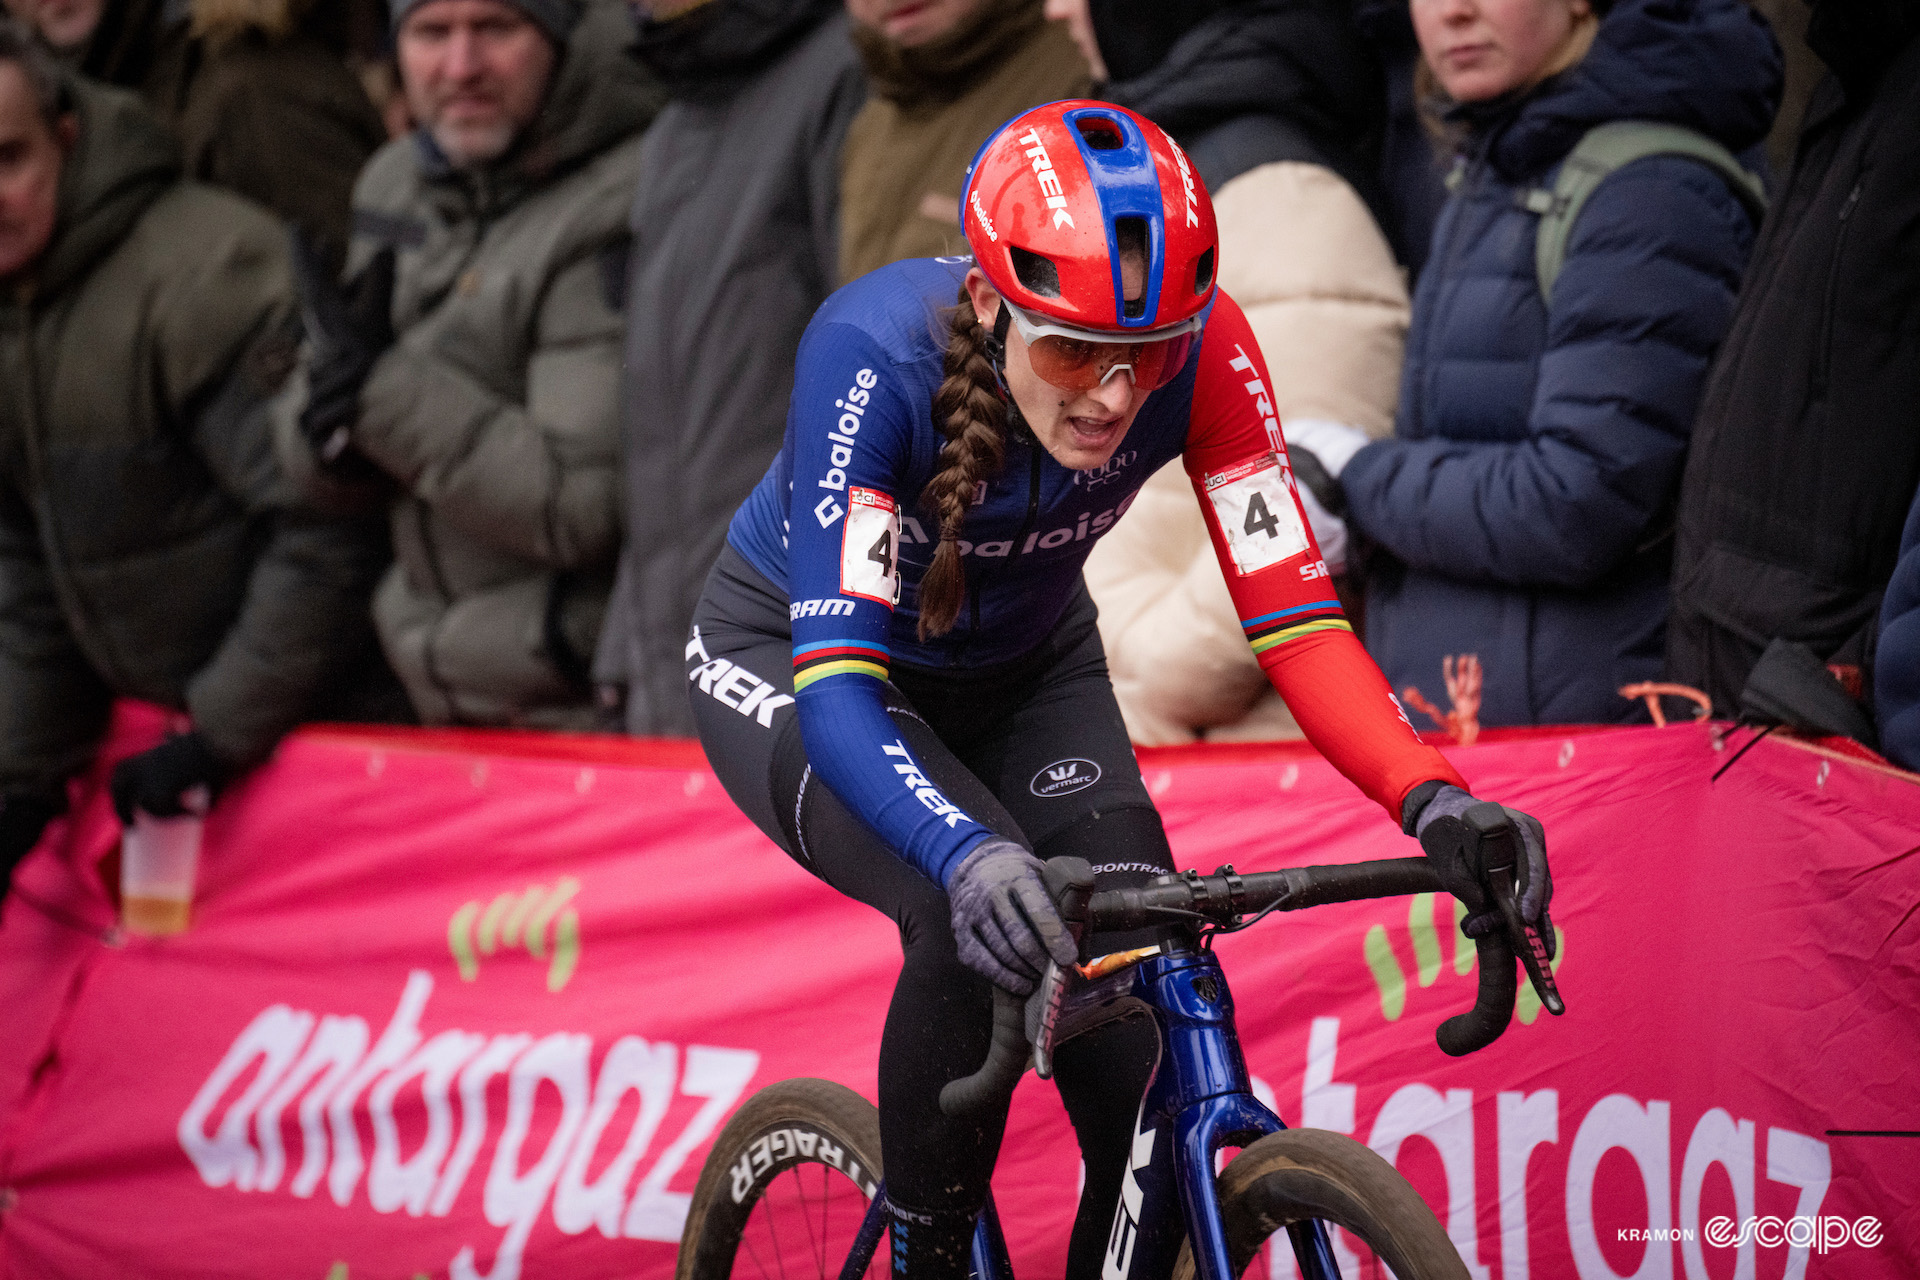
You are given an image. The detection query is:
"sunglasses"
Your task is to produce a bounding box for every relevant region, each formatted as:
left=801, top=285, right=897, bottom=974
left=1004, top=303, right=1201, bottom=393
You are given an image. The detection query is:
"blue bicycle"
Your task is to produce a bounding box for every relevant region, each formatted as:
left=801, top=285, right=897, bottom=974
left=677, top=808, right=1563, bottom=1280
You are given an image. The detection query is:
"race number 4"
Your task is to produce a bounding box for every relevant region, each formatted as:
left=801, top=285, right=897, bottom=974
left=1205, top=454, right=1308, bottom=575
left=841, top=486, right=901, bottom=605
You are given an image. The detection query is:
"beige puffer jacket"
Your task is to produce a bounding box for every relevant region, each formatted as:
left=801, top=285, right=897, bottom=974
left=308, top=4, right=659, bottom=729
left=1085, top=162, right=1408, bottom=744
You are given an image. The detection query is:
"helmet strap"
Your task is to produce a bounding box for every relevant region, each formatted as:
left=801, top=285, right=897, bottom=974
left=982, top=302, right=1011, bottom=378
left=982, top=303, right=1034, bottom=443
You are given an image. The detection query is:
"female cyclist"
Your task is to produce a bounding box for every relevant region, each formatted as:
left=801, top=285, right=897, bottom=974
left=687, top=101, right=1554, bottom=1279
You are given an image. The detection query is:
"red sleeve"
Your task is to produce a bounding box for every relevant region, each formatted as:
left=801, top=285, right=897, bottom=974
left=1180, top=291, right=1466, bottom=822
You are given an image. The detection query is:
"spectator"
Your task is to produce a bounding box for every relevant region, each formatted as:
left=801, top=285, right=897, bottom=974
left=1667, top=0, right=1920, bottom=724
left=1337, top=0, right=1780, bottom=728
left=282, top=0, right=659, bottom=729
left=1877, top=488, right=1920, bottom=771
left=0, top=27, right=391, bottom=896
left=1352, top=0, right=1451, bottom=276
left=1052, top=0, right=1407, bottom=744
left=839, top=0, right=1087, bottom=283
left=2, top=0, right=386, bottom=266
left=595, top=0, right=863, bottom=736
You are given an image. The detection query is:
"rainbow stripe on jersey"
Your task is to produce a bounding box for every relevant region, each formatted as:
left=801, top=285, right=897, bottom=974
left=793, top=638, right=891, bottom=692
left=1242, top=600, right=1351, bottom=656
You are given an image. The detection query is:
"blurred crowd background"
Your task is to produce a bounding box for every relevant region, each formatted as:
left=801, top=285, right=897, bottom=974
left=0, top=0, right=1915, bottom=886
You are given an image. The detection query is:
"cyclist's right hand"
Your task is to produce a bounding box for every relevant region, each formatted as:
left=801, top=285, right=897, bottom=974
left=947, top=837, right=1078, bottom=995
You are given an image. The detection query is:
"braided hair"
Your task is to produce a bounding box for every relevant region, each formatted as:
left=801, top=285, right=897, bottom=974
left=916, top=287, right=1008, bottom=639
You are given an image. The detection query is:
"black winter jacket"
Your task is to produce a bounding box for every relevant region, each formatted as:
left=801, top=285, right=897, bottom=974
left=1666, top=14, right=1920, bottom=714
left=597, top=0, right=865, bottom=735
left=1351, top=0, right=1449, bottom=275
left=1095, top=0, right=1383, bottom=202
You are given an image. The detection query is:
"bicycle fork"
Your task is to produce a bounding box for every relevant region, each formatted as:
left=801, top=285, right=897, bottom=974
left=1108, top=949, right=1346, bottom=1280
left=848, top=948, right=1348, bottom=1280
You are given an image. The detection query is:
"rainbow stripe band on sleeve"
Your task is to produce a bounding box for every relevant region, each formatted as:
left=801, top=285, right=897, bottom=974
left=793, top=639, right=891, bottom=692
left=1242, top=600, right=1352, bottom=656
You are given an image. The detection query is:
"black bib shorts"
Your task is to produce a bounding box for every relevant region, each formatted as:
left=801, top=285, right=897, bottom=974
left=688, top=545, right=1176, bottom=1278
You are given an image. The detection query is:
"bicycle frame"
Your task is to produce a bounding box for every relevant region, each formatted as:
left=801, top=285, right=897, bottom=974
left=838, top=941, right=1346, bottom=1280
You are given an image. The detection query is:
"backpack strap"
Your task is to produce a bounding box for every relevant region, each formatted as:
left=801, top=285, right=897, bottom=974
left=1521, top=120, right=1768, bottom=306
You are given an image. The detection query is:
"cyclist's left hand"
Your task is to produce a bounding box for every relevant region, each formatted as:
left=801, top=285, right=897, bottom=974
left=1409, top=784, right=1554, bottom=956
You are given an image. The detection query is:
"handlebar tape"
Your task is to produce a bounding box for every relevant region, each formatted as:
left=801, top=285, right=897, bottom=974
left=939, top=985, right=1031, bottom=1119
left=1435, top=932, right=1517, bottom=1056
left=941, top=859, right=1091, bottom=1120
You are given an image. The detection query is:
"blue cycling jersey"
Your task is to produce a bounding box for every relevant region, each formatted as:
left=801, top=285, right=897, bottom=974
left=726, top=259, right=1204, bottom=883
left=729, top=257, right=1203, bottom=669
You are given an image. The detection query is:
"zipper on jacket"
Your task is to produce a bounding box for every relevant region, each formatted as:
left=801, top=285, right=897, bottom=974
left=1810, top=177, right=1864, bottom=402
left=1414, top=155, right=1483, bottom=439
left=954, top=443, right=1043, bottom=665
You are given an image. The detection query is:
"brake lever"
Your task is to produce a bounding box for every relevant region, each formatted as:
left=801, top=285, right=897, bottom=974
left=1032, top=858, right=1096, bottom=1080
left=1031, top=959, right=1069, bottom=1080
left=1489, top=867, right=1564, bottom=1015
left=1467, top=805, right=1565, bottom=1018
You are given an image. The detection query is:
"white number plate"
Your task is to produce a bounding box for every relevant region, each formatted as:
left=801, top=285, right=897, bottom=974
left=840, top=486, right=900, bottom=605
left=1206, top=454, right=1308, bottom=575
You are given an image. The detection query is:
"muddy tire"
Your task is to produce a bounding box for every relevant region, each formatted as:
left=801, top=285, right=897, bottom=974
left=1171, top=1128, right=1469, bottom=1279
left=675, top=1078, right=886, bottom=1280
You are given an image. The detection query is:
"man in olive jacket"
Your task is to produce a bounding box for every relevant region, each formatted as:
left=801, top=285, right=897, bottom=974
left=285, top=0, right=658, bottom=729
left=0, top=26, right=391, bottom=895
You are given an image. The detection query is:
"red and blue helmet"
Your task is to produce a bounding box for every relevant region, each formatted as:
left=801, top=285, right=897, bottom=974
left=960, top=100, right=1219, bottom=342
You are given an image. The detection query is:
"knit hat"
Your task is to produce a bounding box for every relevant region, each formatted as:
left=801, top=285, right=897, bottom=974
left=390, top=0, right=583, bottom=45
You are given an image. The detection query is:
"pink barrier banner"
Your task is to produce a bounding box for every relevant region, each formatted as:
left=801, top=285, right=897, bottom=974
left=1, top=704, right=1917, bottom=1279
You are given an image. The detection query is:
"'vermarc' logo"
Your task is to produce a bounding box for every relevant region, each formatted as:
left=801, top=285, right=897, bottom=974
left=1030, top=758, right=1101, bottom=797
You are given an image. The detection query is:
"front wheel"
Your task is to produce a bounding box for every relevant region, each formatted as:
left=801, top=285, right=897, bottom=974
left=675, top=1078, right=889, bottom=1280
left=1172, top=1128, right=1469, bottom=1279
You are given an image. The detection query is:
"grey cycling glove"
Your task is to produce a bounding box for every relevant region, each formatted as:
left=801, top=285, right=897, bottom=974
left=947, top=837, right=1078, bottom=995
left=1410, top=783, right=1555, bottom=957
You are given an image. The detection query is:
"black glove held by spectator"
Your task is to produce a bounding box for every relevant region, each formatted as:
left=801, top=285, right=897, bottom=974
left=1, top=792, right=62, bottom=896
left=1406, top=782, right=1555, bottom=958
left=110, top=733, right=229, bottom=826
left=290, top=229, right=397, bottom=465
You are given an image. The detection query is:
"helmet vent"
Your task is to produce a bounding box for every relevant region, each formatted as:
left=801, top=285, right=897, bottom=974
left=1075, top=116, right=1125, bottom=151
left=1115, top=217, right=1149, bottom=319
left=1010, top=245, right=1062, bottom=298
left=1194, top=247, right=1215, bottom=295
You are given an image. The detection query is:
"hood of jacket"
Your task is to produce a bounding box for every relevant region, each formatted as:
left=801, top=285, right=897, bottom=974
left=632, top=0, right=839, bottom=96
left=1805, top=0, right=1920, bottom=97
left=31, top=77, right=180, bottom=301
left=1477, top=0, right=1782, bottom=180
left=850, top=0, right=1049, bottom=108
left=417, top=0, right=661, bottom=212
left=1096, top=0, right=1381, bottom=163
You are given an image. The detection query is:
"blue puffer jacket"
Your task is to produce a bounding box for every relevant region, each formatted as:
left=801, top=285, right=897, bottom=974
left=1341, top=0, right=1780, bottom=727
left=1875, top=487, right=1920, bottom=770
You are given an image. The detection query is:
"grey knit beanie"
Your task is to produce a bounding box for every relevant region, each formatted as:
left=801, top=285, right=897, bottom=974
left=390, top=0, right=584, bottom=45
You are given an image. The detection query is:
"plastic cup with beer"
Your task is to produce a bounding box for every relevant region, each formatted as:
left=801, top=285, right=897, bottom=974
left=120, top=785, right=210, bottom=936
